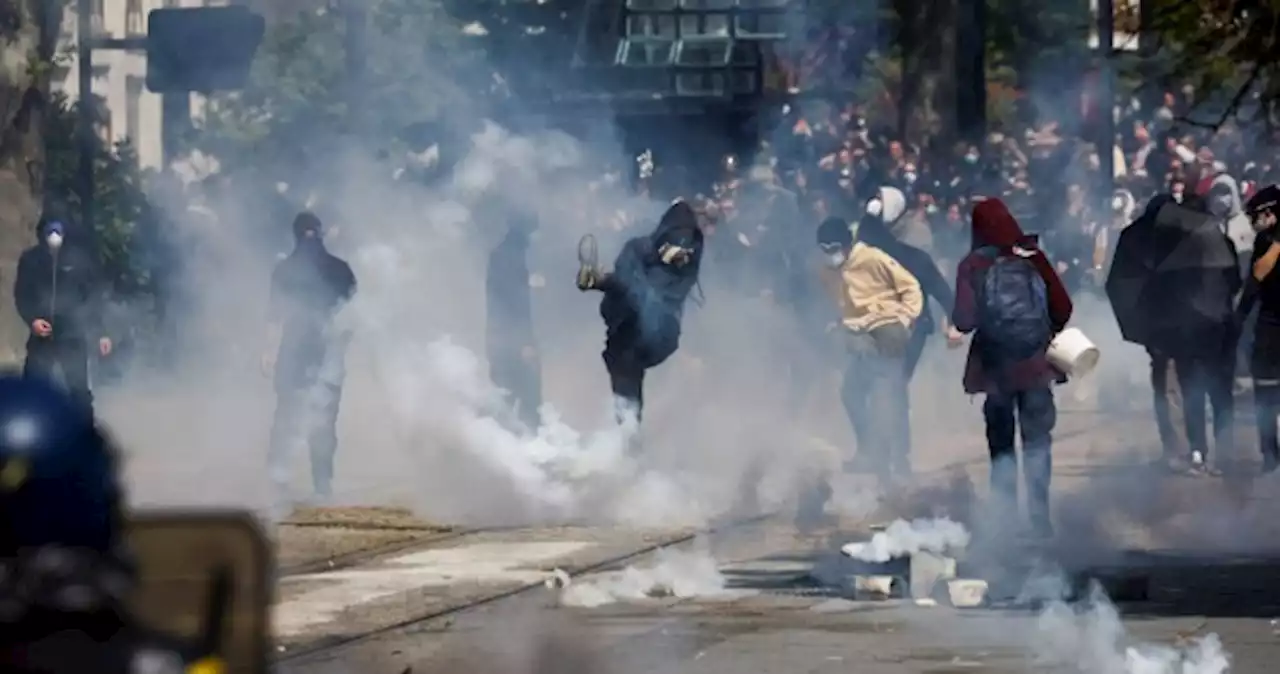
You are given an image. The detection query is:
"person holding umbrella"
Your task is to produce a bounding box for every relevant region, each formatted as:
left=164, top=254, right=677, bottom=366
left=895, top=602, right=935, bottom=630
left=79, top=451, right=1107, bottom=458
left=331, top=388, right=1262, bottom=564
left=1105, top=195, right=1187, bottom=468
left=1107, top=195, right=1241, bottom=475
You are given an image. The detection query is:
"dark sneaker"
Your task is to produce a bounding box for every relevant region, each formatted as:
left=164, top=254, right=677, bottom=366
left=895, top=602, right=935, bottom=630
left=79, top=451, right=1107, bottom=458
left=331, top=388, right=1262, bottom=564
left=577, top=234, right=599, bottom=290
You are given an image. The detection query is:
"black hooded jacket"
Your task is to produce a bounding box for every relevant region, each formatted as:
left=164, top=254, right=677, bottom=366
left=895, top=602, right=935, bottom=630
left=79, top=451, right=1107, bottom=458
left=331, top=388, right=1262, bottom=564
left=14, top=223, right=105, bottom=344
left=600, top=201, right=704, bottom=368
left=858, top=214, right=955, bottom=334
left=270, top=238, right=357, bottom=388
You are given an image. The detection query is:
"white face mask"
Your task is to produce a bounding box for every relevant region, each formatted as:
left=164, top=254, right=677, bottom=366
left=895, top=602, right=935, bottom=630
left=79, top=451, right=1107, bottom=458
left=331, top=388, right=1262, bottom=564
left=46, top=232, right=63, bottom=250
left=825, top=251, right=846, bottom=268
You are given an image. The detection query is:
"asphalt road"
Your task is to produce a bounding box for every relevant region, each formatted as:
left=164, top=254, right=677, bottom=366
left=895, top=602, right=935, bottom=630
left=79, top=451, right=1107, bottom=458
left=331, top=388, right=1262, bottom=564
left=277, top=516, right=1280, bottom=674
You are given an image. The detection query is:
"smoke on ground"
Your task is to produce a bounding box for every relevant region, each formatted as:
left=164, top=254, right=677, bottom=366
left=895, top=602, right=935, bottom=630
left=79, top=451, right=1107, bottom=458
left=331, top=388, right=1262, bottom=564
left=559, top=546, right=731, bottom=608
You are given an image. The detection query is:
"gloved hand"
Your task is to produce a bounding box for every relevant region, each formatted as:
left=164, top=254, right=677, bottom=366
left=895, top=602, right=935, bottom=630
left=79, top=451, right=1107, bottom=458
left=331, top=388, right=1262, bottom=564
left=659, top=243, right=691, bottom=266
left=869, top=322, right=910, bottom=358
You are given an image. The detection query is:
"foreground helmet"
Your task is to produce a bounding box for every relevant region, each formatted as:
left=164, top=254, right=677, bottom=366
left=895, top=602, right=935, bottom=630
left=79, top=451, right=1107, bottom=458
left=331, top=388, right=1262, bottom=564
left=0, top=375, right=122, bottom=558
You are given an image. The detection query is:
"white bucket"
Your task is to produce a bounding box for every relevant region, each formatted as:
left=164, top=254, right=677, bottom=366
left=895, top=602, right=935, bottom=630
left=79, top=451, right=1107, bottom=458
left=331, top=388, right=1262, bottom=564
left=947, top=579, right=989, bottom=608
left=1047, top=327, right=1100, bottom=377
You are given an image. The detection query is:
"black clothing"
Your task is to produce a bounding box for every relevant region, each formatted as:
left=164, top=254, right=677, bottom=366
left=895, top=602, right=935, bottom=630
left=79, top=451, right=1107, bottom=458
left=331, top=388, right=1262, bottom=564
left=269, top=239, right=357, bottom=392
left=598, top=202, right=704, bottom=420
left=268, top=239, right=355, bottom=500
left=486, top=226, right=541, bottom=429
left=0, top=617, right=199, bottom=674
left=14, top=244, right=104, bottom=344
left=14, top=243, right=105, bottom=408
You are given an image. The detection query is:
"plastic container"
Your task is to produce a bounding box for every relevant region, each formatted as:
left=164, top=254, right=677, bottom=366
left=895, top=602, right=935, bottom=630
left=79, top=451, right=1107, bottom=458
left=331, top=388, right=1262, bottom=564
left=947, top=579, right=989, bottom=608
left=1048, top=327, right=1101, bottom=376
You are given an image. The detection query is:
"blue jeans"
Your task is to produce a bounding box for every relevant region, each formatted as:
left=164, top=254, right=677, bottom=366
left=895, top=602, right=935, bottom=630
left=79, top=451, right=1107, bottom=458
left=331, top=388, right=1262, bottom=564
left=841, top=333, right=911, bottom=479
left=984, top=386, right=1056, bottom=530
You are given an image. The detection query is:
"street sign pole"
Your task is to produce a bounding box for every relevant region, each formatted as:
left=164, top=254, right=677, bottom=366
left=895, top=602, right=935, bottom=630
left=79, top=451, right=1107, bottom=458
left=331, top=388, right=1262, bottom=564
left=76, top=0, right=94, bottom=235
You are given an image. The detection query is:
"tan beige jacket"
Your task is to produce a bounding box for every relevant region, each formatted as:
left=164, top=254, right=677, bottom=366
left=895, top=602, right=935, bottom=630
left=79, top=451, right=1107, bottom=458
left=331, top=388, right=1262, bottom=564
left=820, top=242, right=924, bottom=333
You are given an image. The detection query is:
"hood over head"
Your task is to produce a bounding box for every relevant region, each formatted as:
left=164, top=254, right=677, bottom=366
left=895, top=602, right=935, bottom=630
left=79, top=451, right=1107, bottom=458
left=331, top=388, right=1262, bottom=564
left=651, top=200, right=701, bottom=249
left=866, top=186, right=906, bottom=225
left=970, top=198, right=1030, bottom=249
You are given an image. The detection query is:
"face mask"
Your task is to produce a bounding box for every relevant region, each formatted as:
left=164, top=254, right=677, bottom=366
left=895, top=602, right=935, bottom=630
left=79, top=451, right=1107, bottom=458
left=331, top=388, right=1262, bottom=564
left=964, top=154, right=979, bottom=164
left=46, top=232, right=63, bottom=250
left=904, top=172, right=917, bottom=184
left=1210, top=195, right=1232, bottom=217
left=925, top=204, right=938, bottom=215
left=824, top=251, right=846, bottom=268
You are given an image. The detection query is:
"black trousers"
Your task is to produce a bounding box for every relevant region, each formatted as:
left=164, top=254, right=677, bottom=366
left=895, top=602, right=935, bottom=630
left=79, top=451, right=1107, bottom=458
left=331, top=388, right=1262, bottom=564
left=24, top=338, right=93, bottom=411
left=490, top=349, right=543, bottom=430
left=603, top=347, right=645, bottom=424
left=1172, top=353, right=1234, bottom=457
left=269, top=380, right=343, bottom=499
left=1148, top=351, right=1185, bottom=457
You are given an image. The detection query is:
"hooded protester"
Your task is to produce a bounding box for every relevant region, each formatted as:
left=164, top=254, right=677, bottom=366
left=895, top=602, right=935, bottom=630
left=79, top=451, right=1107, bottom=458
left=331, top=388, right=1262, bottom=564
left=14, top=213, right=111, bottom=411
left=952, top=198, right=1072, bottom=537
left=1207, top=164, right=1253, bottom=257
left=486, top=213, right=542, bottom=431
left=262, top=212, right=357, bottom=510
left=1237, top=185, right=1280, bottom=473
left=867, top=186, right=933, bottom=253
left=577, top=200, right=704, bottom=424
left=859, top=186, right=958, bottom=381
left=815, top=215, right=922, bottom=484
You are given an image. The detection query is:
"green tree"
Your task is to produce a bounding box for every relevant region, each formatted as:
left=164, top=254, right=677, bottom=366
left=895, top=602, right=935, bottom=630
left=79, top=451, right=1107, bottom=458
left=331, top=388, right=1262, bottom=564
left=42, top=92, right=153, bottom=296
left=1135, top=0, right=1280, bottom=129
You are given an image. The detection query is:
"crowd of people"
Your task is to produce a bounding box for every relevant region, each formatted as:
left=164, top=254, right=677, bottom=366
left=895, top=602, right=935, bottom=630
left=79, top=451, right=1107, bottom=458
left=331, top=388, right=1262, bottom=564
left=548, top=87, right=1280, bottom=539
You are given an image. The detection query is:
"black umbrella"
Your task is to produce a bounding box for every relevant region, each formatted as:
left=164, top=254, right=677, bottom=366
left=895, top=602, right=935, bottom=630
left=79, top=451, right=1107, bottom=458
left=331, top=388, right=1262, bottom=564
left=1106, top=201, right=1239, bottom=348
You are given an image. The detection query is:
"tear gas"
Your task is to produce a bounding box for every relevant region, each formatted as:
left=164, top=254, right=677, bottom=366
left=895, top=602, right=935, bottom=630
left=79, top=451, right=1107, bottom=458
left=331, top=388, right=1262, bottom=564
left=841, top=517, right=970, bottom=563
left=559, top=546, right=730, bottom=608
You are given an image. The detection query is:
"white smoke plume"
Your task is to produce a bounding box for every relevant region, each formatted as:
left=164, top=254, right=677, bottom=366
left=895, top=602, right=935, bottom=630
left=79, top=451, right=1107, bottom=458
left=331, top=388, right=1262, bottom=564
left=840, top=517, right=970, bottom=562
left=559, top=546, right=730, bottom=608
left=1032, top=583, right=1230, bottom=674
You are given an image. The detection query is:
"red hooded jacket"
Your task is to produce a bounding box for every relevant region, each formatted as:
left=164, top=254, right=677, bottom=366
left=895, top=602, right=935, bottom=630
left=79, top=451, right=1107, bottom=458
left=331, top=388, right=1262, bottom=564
left=952, top=199, right=1073, bottom=395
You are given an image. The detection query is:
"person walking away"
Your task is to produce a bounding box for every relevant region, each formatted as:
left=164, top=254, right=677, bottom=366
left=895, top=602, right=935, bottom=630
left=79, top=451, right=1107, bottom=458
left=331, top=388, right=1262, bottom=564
left=14, top=215, right=112, bottom=412
left=1238, top=185, right=1280, bottom=473
left=577, top=200, right=704, bottom=425
left=1144, top=198, right=1240, bottom=475
left=261, top=212, right=357, bottom=511
left=952, top=198, right=1073, bottom=538
left=486, top=213, right=542, bottom=431
left=1105, top=194, right=1188, bottom=468
left=816, top=216, right=923, bottom=483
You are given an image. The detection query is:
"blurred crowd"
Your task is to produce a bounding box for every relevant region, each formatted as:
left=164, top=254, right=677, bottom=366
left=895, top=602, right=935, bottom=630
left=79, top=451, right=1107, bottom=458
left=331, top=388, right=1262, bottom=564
left=622, top=87, right=1280, bottom=303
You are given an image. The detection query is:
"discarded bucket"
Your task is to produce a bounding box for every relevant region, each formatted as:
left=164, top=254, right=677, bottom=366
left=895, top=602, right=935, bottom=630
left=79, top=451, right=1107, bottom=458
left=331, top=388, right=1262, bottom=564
left=1047, top=327, right=1100, bottom=377
left=947, top=579, right=989, bottom=608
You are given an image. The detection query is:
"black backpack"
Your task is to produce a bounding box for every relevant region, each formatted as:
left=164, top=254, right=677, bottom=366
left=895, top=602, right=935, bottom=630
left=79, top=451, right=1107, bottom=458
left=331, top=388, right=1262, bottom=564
left=974, top=247, right=1052, bottom=367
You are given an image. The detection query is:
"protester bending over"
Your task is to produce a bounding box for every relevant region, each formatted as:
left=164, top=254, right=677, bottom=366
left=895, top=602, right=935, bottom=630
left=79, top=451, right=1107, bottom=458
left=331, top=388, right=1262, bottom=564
left=816, top=215, right=922, bottom=484
left=577, top=200, right=704, bottom=426
left=952, top=198, right=1072, bottom=538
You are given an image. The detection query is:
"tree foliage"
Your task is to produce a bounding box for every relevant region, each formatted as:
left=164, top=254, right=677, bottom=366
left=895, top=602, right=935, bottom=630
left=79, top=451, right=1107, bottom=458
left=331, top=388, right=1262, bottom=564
left=43, top=92, right=154, bottom=295
left=1136, top=0, right=1280, bottom=130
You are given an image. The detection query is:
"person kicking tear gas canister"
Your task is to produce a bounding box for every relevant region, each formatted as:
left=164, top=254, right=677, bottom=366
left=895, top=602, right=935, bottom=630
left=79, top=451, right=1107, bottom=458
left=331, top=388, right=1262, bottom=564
left=261, top=213, right=356, bottom=512
left=14, top=215, right=112, bottom=412
left=797, top=216, right=923, bottom=526
left=576, top=200, right=704, bottom=426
